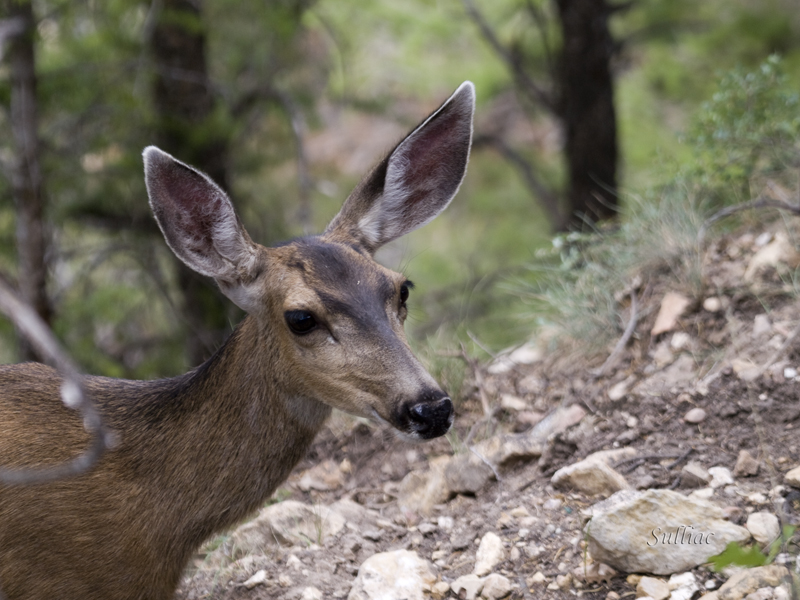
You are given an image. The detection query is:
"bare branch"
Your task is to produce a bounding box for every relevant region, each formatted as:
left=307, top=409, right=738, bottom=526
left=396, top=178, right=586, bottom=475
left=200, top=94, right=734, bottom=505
left=0, top=275, right=114, bottom=485
left=592, top=287, right=638, bottom=377
left=473, top=132, right=564, bottom=228
left=462, top=0, right=556, bottom=113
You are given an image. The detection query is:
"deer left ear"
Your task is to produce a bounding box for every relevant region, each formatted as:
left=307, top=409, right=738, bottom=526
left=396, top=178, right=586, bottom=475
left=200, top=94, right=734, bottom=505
left=325, top=81, right=475, bottom=253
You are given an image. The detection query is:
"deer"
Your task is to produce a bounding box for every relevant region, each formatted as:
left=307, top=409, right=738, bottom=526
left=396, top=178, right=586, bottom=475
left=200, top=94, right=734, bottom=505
left=0, top=81, right=475, bottom=600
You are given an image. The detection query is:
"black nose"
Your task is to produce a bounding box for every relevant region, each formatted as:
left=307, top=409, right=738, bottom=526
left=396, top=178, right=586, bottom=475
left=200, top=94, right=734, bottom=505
left=405, top=391, right=454, bottom=439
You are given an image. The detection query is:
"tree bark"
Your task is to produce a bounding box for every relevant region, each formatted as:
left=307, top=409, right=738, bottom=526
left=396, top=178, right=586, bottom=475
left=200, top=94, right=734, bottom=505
left=5, top=0, right=52, bottom=362
left=151, top=0, right=234, bottom=366
left=555, top=0, right=619, bottom=227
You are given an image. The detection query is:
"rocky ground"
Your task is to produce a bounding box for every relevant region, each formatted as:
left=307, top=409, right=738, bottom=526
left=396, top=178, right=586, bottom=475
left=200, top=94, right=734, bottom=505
left=176, top=221, right=800, bottom=600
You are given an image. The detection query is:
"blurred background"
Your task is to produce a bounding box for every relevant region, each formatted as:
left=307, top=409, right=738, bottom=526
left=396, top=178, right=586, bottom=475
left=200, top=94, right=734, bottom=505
left=1, top=0, right=799, bottom=383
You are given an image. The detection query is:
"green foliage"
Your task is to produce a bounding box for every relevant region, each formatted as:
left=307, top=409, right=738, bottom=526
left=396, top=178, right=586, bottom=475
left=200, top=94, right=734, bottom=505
left=710, top=525, right=798, bottom=571
left=685, top=55, right=800, bottom=205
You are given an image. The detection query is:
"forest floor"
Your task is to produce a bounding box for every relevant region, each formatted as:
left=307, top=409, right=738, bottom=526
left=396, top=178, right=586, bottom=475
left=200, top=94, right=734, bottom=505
left=177, top=218, right=800, bottom=600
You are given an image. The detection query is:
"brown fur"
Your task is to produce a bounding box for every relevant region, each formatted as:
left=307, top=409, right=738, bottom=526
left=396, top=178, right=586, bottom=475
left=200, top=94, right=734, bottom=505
left=0, top=82, right=475, bottom=599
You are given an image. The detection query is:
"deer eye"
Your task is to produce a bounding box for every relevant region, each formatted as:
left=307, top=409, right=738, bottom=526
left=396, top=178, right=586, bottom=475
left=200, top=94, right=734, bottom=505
left=400, top=281, right=413, bottom=304
left=285, top=310, right=317, bottom=335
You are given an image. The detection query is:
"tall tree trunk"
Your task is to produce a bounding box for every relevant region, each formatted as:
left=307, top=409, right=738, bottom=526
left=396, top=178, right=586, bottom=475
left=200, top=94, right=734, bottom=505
left=151, top=0, right=234, bottom=366
left=5, top=0, right=51, bottom=362
left=555, top=0, right=618, bottom=228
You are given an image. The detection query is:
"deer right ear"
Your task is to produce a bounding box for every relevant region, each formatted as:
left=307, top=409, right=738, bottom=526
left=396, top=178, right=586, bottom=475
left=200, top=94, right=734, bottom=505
left=325, top=81, right=475, bottom=253
left=143, top=147, right=261, bottom=312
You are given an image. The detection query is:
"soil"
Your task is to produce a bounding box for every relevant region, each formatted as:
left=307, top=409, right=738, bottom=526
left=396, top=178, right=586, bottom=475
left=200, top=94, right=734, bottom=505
left=176, top=222, right=800, bottom=600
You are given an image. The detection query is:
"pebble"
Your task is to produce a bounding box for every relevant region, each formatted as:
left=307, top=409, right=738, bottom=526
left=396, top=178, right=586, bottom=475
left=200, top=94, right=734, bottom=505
left=242, top=570, right=268, bottom=589
left=528, top=572, right=546, bottom=585
left=734, top=450, right=760, bottom=477
left=783, top=367, right=798, bottom=379
left=708, top=466, right=735, bottom=488
left=474, top=532, right=505, bottom=576
left=451, top=574, right=484, bottom=600
left=746, top=512, right=780, bottom=546
left=684, top=408, right=707, bottom=423
left=785, top=465, right=800, bottom=488
left=437, top=516, right=454, bottom=530
left=301, top=587, right=323, bottom=600
left=703, top=297, right=723, bottom=312
left=543, top=498, right=562, bottom=511
left=482, top=573, right=513, bottom=599
left=637, top=576, right=670, bottom=600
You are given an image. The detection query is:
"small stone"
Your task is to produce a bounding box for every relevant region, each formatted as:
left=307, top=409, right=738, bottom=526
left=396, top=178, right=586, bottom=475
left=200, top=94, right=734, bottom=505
left=510, top=506, right=530, bottom=518
left=527, top=572, right=546, bottom=585
left=348, top=550, right=437, bottom=600
left=243, top=570, right=268, bottom=590
left=684, top=408, right=707, bottom=424
left=607, top=593, right=621, bottom=600
left=474, top=532, right=505, bottom=576
left=556, top=573, right=572, bottom=590
left=636, top=576, right=670, bottom=600
left=746, top=512, right=781, bottom=546
left=543, top=498, right=562, bottom=510
left=278, top=573, right=293, bottom=587
left=451, top=574, right=484, bottom=600
left=627, top=574, right=643, bottom=586
left=437, top=516, right=454, bottom=530
left=652, top=292, right=691, bottom=336
left=783, top=367, right=798, bottom=380
left=418, top=522, right=437, bottom=535
left=716, top=565, right=789, bottom=600
left=509, top=547, right=520, bottom=561
left=734, top=450, right=760, bottom=477
left=744, top=588, right=775, bottom=600
left=708, top=467, right=735, bottom=489
left=703, top=297, right=723, bottom=312
left=608, top=381, right=629, bottom=401
left=431, top=581, right=450, bottom=598
left=681, top=462, right=712, bottom=488
left=500, top=394, right=527, bottom=412
left=668, top=573, right=700, bottom=600
left=753, top=314, right=772, bottom=337
left=482, top=573, right=513, bottom=599
left=671, top=332, right=691, bottom=350
left=301, top=587, right=323, bottom=600
left=706, top=580, right=718, bottom=590
left=784, top=465, right=800, bottom=488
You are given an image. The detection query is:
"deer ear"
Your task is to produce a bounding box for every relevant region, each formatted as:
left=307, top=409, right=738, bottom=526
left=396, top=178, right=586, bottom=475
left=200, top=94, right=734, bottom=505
left=143, top=146, right=261, bottom=312
left=325, top=81, right=475, bottom=253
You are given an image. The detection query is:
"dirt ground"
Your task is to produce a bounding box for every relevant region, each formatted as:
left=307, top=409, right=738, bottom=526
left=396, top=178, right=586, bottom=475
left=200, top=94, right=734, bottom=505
left=177, top=222, right=800, bottom=599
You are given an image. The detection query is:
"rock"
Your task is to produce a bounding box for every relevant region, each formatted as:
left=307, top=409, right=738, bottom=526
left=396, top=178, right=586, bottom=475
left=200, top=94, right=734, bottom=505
left=744, top=588, right=775, bottom=600
left=652, top=292, right=691, bottom=336
left=500, top=394, right=527, bottom=411
left=703, top=297, right=723, bottom=312
left=744, top=232, right=800, bottom=282
left=297, top=459, right=345, bottom=492
left=684, top=408, right=707, bottom=424
left=487, top=343, right=542, bottom=374
left=709, top=467, right=735, bottom=489
left=681, top=462, right=712, bottom=488
left=731, top=359, right=760, bottom=382
left=608, top=380, right=630, bottom=401
left=431, top=581, right=450, bottom=599
left=636, top=576, right=670, bottom=600
left=784, top=465, right=800, bottom=488
left=572, top=561, right=617, bottom=584
left=451, top=574, right=484, bottom=600
left=301, top=587, right=324, bottom=600
left=734, top=450, right=760, bottom=477
left=330, top=498, right=378, bottom=530
left=552, top=457, right=630, bottom=497
left=242, top=570, right=268, bottom=589
left=671, top=331, right=692, bottom=350
left=229, top=500, right=345, bottom=553
left=347, top=550, right=437, bottom=600
left=668, top=573, right=700, bottom=600
left=585, top=489, right=751, bottom=575
left=474, top=532, right=505, bottom=576
left=444, top=452, right=494, bottom=495
left=716, top=565, right=789, bottom=600
left=746, top=512, right=781, bottom=546
left=753, top=314, right=772, bottom=337
left=527, top=572, right=546, bottom=585
left=555, top=573, right=572, bottom=590
left=397, top=459, right=451, bottom=516
left=482, top=573, right=513, bottom=599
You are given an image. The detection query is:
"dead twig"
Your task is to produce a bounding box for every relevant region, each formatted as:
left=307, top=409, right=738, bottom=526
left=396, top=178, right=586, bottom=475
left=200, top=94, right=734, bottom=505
left=592, top=288, right=638, bottom=378
left=0, top=275, right=114, bottom=485
left=613, top=452, right=686, bottom=474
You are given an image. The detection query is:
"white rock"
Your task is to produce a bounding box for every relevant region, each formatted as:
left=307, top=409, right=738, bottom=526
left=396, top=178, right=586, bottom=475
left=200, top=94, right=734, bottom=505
left=348, top=550, right=437, bottom=600
left=668, top=572, right=700, bottom=600
left=585, top=489, right=750, bottom=575
left=552, top=457, right=630, bottom=497
left=703, top=297, right=723, bottom=312
left=671, top=332, right=691, bottom=351
left=437, top=516, right=454, bottom=530
left=753, top=314, right=772, bottom=337
left=608, top=380, right=629, bottom=401
left=683, top=408, right=707, bottom=424
left=746, top=512, right=781, bottom=546
left=302, top=587, right=324, bottom=600
left=451, top=574, right=484, bottom=600
left=708, top=467, right=735, bottom=489
left=482, top=573, right=513, bottom=599
left=397, top=459, right=451, bottom=516
left=652, top=292, right=691, bottom=336
left=784, top=465, right=800, bottom=488
left=242, top=570, right=268, bottom=589
left=500, top=394, right=527, bottom=412
left=636, top=576, right=670, bottom=600
left=783, top=367, right=798, bottom=380
left=745, top=232, right=800, bottom=281
left=229, top=500, right=345, bottom=553
left=474, top=532, right=505, bottom=576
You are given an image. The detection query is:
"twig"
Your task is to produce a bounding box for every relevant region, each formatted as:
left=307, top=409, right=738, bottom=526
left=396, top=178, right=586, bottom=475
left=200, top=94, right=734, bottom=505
left=592, top=288, right=638, bottom=377
left=698, top=190, right=800, bottom=245
left=0, top=275, right=114, bottom=485
left=664, top=448, right=693, bottom=471
left=754, top=319, right=800, bottom=379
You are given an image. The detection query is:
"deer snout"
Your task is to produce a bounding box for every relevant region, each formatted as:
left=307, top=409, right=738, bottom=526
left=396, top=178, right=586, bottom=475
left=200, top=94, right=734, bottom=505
left=401, top=390, right=454, bottom=439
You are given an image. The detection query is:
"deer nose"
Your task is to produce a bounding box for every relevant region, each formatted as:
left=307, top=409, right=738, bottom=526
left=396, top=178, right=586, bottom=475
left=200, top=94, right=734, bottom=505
left=405, top=392, right=454, bottom=439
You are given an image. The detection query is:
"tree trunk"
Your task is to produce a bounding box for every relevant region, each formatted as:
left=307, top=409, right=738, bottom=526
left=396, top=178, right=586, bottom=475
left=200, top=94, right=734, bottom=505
left=5, top=0, right=52, bottom=362
left=554, top=0, right=618, bottom=228
left=151, top=0, right=235, bottom=366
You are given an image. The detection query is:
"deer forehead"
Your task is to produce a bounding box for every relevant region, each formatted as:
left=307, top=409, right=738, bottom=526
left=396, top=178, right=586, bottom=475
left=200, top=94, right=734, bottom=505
left=266, top=239, right=404, bottom=318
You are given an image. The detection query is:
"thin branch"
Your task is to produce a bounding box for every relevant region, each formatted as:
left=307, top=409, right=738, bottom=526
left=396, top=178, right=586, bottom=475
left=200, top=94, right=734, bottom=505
left=473, top=132, right=564, bottom=228
left=462, top=0, right=556, bottom=113
left=698, top=188, right=800, bottom=245
left=592, top=288, right=638, bottom=377
left=0, top=275, right=114, bottom=485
